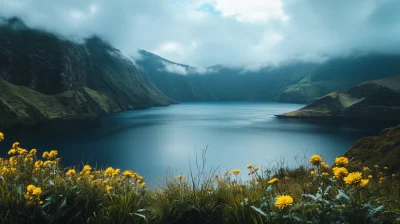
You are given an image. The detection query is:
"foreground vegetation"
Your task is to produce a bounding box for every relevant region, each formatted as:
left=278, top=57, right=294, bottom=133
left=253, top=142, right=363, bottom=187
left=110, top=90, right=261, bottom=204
left=0, top=132, right=399, bottom=223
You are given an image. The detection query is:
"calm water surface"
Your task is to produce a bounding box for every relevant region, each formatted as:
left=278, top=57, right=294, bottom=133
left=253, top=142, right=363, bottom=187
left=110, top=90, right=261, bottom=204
left=2, top=102, right=396, bottom=185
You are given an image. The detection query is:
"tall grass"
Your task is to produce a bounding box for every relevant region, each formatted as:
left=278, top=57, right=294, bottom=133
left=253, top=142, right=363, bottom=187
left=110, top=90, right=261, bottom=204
left=0, top=132, right=399, bottom=223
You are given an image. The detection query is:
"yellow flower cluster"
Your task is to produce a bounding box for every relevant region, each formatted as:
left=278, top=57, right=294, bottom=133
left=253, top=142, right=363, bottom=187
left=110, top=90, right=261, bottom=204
left=309, top=154, right=323, bottom=165
left=0, top=132, right=4, bottom=142
left=42, top=150, right=58, bottom=159
left=24, top=185, right=43, bottom=205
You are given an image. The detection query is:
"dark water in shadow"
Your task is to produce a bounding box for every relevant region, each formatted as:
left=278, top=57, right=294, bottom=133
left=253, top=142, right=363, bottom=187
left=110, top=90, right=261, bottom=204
left=2, top=102, right=398, bottom=185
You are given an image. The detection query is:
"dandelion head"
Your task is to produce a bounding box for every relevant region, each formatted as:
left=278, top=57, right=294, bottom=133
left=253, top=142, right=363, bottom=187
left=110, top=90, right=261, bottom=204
left=275, top=195, right=293, bottom=209
left=343, top=172, right=362, bottom=185
left=333, top=167, right=348, bottom=179
left=334, top=157, right=349, bottom=167
left=246, top=164, right=254, bottom=169
left=359, top=179, right=369, bottom=188
left=309, top=154, right=323, bottom=165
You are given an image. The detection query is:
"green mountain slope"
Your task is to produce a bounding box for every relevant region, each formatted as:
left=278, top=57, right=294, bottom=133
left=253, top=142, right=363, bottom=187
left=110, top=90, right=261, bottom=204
left=344, top=125, right=400, bottom=172
left=0, top=18, right=173, bottom=129
left=277, top=76, right=400, bottom=121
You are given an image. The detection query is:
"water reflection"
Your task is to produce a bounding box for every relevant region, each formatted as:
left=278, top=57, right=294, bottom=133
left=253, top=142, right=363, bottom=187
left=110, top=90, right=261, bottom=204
left=2, top=102, right=397, bottom=185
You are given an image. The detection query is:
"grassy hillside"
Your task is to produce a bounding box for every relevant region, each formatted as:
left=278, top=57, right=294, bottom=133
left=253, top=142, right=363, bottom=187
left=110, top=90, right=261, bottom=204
left=277, top=76, right=400, bottom=121
left=0, top=18, right=173, bottom=129
left=345, top=125, right=400, bottom=172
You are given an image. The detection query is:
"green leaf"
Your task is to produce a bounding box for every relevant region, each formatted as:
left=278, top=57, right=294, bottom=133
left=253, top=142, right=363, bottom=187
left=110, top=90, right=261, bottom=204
left=251, top=205, right=267, bottom=217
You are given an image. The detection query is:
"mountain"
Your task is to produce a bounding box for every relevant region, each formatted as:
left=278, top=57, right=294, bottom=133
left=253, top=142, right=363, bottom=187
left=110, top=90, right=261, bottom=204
left=135, top=50, right=318, bottom=102
left=277, top=76, right=400, bottom=121
left=136, top=50, right=400, bottom=104
left=278, top=55, right=400, bottom=103
left=0, top=18, right=173, bottom=129
left=344, top=125, right=400, bottom=172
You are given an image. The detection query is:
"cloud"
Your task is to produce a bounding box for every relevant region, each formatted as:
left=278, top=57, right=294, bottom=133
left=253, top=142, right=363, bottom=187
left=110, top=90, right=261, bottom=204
left=161, top=62, right=188, bottom=75
left=213, top=0, right=289, bottom=23
left=1, top=0, right=400, bottom=69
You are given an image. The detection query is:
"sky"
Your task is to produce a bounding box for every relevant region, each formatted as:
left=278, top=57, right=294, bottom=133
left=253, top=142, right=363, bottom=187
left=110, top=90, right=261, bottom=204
left=1, top=0, right=400, bottom=69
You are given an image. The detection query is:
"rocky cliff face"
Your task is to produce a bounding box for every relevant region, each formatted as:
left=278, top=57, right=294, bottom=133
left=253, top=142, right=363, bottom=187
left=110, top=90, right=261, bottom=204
left=277, top=76, right=400, bottom=121
left=344, top=125, right=400, bottom=172
left=0, top=18, right=173, bottom=129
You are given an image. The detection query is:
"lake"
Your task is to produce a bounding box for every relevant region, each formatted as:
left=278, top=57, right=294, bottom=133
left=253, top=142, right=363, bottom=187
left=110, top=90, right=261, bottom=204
left=1, top=102, right=396, bottom=185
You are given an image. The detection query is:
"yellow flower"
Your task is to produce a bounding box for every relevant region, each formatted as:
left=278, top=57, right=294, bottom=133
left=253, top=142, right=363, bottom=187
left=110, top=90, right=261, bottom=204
left=246, top=164, right=254, bottom=169
left=8, top=149, right=16, bottom=155
left=105, top=185, right=112, bottom=194
left=333, top=167, right=348, bottom=178
left=384, top=167, right=388, bottom=170
left=359, top=179, right=369, bottom=188
left=48, top=150, right=58, bottom=159
left=343, top=172, right=362, bottom=185
left=275, top=195, right=293, bottom=209
left=393, top=174, right=396, bottom=177
left=18, top=148, right=28, bottom=155
left=12, top=142, right=19, bottom=149
left=374, top=165, right=379, bottom=168
left=66, top=169, right=76, bottom=178
left=122, top=170, right=137, bottom=179
left=268, top=177, right=279, bottom=184
left=309, top=154, right=323, bottom=165
left=112, top=169, right=120, bottom=178
left=0, top=132, right=4, bottom=141
left=322, top=172, right=329, bottom=177
left=29, top=149, right=37, bottom=156
left=334, top=157, right=349, bottom=167
left=32, top=188, right=42, bottom=195
left=368, top=175, right=373, bottom=179
left=253, top=167, right=259, bottom=172
left=321, top=162, right=329, bottom=170
left=310, top=170, right=316, bottom=175
left=104, top=167, right=115, bottom=177
left=363, top=167, right=370, bottom=172
left=140, top=182, right=146, bottom=188
left=24, top=157, right=33, bottom=163
left=25, top=184, right=42, bottom=204
left=232, top=169, right=240, bottom=175
left=27, top=185, right=36, bottom=192
left=379, top=177, right=386, bottom=184
left=42, top=151, right=49, bottom=159
left=175, top=174, right=185, bottom=180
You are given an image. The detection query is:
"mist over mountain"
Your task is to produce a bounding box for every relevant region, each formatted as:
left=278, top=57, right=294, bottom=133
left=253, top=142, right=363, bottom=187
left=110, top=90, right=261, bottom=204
left=0, top=18, right=172, bottom=129
left=136, top=49, right=400, bottom=103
